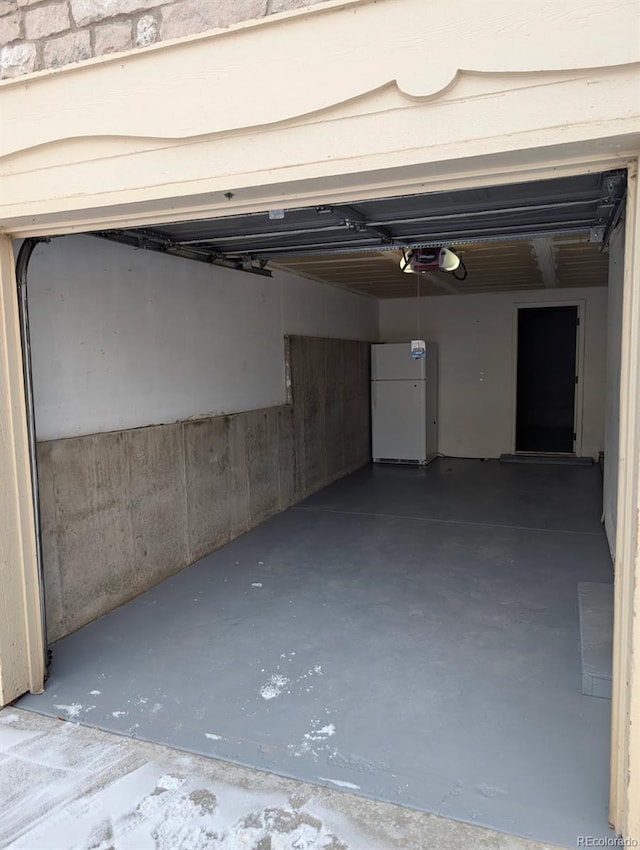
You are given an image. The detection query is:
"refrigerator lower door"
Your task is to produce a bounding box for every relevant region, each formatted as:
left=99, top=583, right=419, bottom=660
left=372, top=380, right=427, bottom=463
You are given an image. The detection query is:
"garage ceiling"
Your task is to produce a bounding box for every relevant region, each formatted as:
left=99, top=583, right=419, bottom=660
left=98, top=170, right=626, bottom=298
left=271, top=235, right=610, bottom=298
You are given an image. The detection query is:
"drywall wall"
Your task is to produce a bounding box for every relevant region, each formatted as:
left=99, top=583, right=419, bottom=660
left=280, top=272, right=377, bottom=342
left=603, top=226, right=625, bottom=555
left=25, top=235, right=377, bottom=441
left=379, top=286, right=608, bottom=459
left=38, top=335, right=371, bottom=641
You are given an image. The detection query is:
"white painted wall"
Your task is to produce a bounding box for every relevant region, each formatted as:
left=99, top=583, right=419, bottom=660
left=603, top=226, right=625, bottom=555
left=379, top=287, right=608, bottom=459
left=26, top=236, right=377, bottom=441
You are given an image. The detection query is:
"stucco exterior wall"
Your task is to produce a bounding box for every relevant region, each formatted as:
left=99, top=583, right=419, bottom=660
left=0, top=0, right=327, bottom=78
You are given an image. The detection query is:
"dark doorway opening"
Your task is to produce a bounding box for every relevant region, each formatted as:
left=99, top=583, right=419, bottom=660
left=516, top=305, right=578, bottom=453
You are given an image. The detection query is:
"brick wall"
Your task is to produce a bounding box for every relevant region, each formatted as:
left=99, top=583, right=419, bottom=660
left=0, top=0, right=328, bottom=79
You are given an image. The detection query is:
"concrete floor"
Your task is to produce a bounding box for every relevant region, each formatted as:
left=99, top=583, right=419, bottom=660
left=18, top=459, right=614, bottom=848
left=0, top=707, right=559, bottom=850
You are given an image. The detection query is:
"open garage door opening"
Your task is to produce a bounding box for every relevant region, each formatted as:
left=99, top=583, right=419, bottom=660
left=13, top=169, right=627, bottom=847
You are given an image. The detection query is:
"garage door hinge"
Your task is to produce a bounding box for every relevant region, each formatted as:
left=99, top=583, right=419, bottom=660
left=575, top=375, right=579, bottom=384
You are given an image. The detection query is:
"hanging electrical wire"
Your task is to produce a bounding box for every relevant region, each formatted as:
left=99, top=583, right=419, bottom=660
left=416, top=270, right=421, bottom=341
left=451, top=259, right=468, bottom=281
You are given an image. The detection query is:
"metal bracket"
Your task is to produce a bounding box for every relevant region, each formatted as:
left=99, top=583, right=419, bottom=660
left=316, top=204, right=393, bottom=245
left=600, top=188, right=627, bottom=251
left=601, top=171, right=626, bottom=203
left=593, top=170, right=627, bottom=249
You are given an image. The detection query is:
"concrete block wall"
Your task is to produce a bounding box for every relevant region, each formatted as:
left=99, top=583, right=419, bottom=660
left=0, top=0, right=329, bottom=78
left=38, top=334, right=371, bottom=642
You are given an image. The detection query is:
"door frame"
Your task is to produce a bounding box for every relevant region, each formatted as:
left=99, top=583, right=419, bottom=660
left=609, top=160, right=640, bottom=837
left=511, top=299, right=586, bottom=456
left=0, top=239, right=45, bottom=706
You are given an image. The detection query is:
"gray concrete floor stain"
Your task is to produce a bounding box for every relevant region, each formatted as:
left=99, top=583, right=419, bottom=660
left=18, top=459, right=614, bottom=848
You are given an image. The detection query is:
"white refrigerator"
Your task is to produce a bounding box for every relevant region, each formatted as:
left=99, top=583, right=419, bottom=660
left=371, top=342, right=438, bottom=464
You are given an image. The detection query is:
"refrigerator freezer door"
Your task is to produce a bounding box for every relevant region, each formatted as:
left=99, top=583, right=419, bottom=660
left=372, top=379, right=427, bottom=462
left=372, top=343, right=426, bottom=381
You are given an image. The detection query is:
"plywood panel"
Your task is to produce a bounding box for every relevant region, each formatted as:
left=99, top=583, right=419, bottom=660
left=273, top=236, right=609, bottom=298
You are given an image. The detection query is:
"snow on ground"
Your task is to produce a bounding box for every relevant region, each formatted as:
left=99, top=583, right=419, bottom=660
left=289, top=717, right=337, bottom=760
left=0, top=708, right=554, bottom=850
left=318, top=779, right=361, bottom=791
left=0, top=709, right=378, bottom=850
left=259, top=673, right=290, bottom=700
left=53, top=703, right=83, bottom=718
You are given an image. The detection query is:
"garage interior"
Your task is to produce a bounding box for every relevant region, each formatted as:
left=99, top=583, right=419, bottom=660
left=15, top=170, right=627, bottom=847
